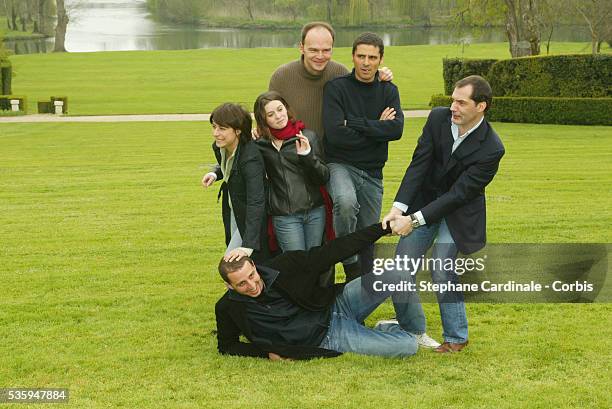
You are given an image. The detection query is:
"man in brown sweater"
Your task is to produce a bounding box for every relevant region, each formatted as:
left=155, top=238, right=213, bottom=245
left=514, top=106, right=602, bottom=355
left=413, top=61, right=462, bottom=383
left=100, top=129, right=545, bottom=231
left=269, top=22, right=392, bottom=139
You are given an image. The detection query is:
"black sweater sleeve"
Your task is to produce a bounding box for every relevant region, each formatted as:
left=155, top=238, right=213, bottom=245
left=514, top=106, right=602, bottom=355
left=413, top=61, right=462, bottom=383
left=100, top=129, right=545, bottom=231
left=303, top=223, right=389, bottom=274
left=345, top=84, right=404, bottom=142
left=323, top=81, right=370, bottom=150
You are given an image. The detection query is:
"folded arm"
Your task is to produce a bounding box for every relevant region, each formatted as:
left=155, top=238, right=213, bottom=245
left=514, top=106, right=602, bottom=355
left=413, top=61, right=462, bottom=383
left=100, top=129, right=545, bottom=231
left=323, top=82, right=370, bottom=150
left=345, top=87, right=404, bottom=142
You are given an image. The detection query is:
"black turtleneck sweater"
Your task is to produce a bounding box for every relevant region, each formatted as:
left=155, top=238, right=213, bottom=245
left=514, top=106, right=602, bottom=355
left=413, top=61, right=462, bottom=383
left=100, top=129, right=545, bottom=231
left=322, top=69, right=404, bottom=179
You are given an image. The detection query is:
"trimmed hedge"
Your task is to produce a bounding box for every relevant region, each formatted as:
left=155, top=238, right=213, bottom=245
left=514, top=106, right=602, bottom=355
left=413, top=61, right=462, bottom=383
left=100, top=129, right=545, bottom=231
left=442, top=58, right=498, bottom=95
left=51, top=96, right=69, bottom=114
left=489, top=54, right=612, bottom=98
left=429, top=94, right=612, bottom=126
left=0, top=110, right=25, bottom=116
left=0, top=60, right=12, bottom=95
left=38, top=101, right=52, bottom=113
left=0, top=95, right=27, bottom=113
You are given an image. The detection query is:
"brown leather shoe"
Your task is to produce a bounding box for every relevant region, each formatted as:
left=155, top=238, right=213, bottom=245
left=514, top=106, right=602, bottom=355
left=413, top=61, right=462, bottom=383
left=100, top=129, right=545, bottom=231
left=434, top=341, right=468, bottom=353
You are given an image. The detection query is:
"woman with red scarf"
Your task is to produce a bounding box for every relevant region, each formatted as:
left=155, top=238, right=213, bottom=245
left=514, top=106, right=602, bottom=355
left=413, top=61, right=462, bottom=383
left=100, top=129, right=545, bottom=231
left=254, top=91, right=330, bottom=252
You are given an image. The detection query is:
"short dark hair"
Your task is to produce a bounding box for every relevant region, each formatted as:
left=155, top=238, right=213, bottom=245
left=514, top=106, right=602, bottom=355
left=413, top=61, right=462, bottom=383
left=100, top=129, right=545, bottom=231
left=209, top=103, right=252, bottom=144
left=253, top=91, right=296, bottom=140
left=455, top=75, right=493, bottom=112
left=301, top=21, right=335, bottom=45
left=352, top=32, right=384, bottom=58
left=218, top=256, right=254, bottom=284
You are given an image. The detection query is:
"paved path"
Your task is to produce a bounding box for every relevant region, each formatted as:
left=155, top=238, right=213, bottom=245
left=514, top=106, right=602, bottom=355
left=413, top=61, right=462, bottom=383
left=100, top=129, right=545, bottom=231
left=0, top=110, right=431, bottom=123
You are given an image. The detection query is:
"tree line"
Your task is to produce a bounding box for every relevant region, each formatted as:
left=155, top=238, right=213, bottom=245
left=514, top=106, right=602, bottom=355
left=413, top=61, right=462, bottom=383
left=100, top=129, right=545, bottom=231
left=147, top=0, right=610, bottom=57
left=457, top=0, right=610, bottom=56
left=1, top=0, right=69, bottom=52
left=2, top=0, right=54, bottom=34
left=146, top=0, right=464, bottom=26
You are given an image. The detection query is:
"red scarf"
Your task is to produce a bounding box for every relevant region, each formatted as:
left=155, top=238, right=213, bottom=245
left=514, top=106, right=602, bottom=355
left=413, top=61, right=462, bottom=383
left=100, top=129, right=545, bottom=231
left=269, top=120, right=305, bottom=140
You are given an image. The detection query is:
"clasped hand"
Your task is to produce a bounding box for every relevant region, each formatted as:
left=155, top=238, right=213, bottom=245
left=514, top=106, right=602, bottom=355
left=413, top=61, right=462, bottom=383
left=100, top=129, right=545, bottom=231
left=382, top=209, right=413, bottom=237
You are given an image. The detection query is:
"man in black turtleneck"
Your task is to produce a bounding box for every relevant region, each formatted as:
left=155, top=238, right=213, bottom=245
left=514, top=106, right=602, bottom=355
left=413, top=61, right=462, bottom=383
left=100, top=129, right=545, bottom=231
left=323, top=32, right=404, bottom=281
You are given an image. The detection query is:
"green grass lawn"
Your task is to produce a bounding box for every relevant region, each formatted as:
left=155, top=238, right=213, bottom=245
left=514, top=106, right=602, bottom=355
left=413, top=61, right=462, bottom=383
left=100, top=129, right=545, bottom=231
left=1, top=119, right=611, bottom=408
left=8, top=41, right=605, bottom=115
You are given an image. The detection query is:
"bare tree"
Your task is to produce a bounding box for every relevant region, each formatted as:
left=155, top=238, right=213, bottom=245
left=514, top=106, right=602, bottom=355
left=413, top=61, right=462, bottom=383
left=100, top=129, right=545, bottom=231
left=35, top=0, right=49, bottom=34
left=455, top=0, right=542, bottom=57
left=244, top=0, right=254, bottom=21
left=277, top=0, right=309, bottom=22
left=54, top=0, right=69, bottom=52
left=571, top=0, right=611, bottom=54
left=18, top=0, right=27, bottom=31
left=535, top=0, right=572, bottom=55
left=503, top=0, right=541, bottom=57
left=5, top=0, right=18, bottom=30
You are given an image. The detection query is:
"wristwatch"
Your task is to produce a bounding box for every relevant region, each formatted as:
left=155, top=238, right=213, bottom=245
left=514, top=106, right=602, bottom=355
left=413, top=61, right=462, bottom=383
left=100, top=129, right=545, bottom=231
left=409, top=213, right=421, bottom=229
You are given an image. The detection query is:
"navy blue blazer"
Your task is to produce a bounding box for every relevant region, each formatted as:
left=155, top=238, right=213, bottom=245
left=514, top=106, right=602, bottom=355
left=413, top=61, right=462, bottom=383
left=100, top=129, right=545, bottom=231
left=394, top=107, right=505, bottom=254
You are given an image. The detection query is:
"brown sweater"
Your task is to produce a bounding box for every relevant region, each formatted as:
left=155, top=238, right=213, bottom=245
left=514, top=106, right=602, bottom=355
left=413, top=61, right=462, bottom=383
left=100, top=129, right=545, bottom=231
left=269, top=58, right=349, bottom=138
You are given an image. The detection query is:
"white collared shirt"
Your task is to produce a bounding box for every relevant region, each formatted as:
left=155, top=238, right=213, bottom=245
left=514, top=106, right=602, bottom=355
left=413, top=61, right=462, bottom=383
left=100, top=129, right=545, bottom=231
left=451, top=116, right=484, bottom=154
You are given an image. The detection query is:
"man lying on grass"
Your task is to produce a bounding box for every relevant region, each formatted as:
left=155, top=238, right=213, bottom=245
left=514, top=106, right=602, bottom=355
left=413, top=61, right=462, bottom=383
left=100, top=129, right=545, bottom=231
left=215, top=223, right=421, bottom=360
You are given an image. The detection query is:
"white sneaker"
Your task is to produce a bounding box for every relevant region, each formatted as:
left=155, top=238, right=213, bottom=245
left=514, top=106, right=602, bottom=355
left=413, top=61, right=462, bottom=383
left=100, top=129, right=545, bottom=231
left=374, top=320, right=441, bottom=348
left=415, top=333, right=441, bottom=348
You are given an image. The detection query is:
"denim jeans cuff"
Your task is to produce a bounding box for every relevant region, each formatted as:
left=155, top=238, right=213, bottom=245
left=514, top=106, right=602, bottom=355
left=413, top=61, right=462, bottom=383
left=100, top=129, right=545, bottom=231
left=444, top=336, right=468, bottom=344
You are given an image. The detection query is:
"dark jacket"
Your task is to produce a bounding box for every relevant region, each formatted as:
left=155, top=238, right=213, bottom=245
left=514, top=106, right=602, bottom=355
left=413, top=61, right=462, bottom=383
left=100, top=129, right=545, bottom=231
left=255, top=129, right=329, bottom=216
left=213, top=141, right=270, bottom=262
left=323, top=70, right=404, bottom=179
left=215, top=223, right=388, bottom=360
left=395, top=107, right=505, bottom=254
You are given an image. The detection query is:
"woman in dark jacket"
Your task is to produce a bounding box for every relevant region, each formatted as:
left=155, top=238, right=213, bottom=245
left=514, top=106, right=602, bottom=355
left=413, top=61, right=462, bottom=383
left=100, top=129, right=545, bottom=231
left=202, top=103, right=269, bottom=262
left=253, top=91, right=329, bottom=252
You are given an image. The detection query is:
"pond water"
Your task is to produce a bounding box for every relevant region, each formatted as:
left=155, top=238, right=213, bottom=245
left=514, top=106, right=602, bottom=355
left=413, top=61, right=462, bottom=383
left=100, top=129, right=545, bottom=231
left=4, top=0, right=592, bottom=55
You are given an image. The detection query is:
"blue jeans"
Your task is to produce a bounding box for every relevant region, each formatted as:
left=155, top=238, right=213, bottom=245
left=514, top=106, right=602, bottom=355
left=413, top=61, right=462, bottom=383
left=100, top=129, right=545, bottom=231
left=394, top=219, right=468, bottom=344
left=272, top=206, right=326, bottom=252
left=319, top=274, right=418, bottom=358
left=327, top=163, right=383, bottom=266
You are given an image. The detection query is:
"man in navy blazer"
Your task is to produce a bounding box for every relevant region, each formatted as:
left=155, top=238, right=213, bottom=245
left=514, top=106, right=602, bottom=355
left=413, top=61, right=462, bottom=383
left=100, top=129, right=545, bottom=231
left=382, top=75, right=505, bottom=352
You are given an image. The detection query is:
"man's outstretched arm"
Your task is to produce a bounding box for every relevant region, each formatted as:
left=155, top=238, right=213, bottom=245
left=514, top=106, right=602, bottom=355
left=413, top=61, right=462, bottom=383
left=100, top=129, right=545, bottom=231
left=304, top=224, right=389, bottom=274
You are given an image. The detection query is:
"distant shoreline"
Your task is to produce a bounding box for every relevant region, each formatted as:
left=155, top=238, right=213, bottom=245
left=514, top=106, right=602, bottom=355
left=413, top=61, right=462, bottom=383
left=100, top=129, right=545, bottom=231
left=2, top=32, right=48, bottom=42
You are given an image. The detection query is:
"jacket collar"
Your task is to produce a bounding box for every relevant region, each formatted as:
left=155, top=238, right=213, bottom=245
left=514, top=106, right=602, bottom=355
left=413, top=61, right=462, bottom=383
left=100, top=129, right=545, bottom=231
left=443, top=114, right=488, bottom=174
left=214, top=142, right=243, bottom=174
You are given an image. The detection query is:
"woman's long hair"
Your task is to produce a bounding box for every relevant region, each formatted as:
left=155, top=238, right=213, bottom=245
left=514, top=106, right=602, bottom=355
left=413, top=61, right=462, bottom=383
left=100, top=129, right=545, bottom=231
left=253, top=91, right=296, bottom=140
